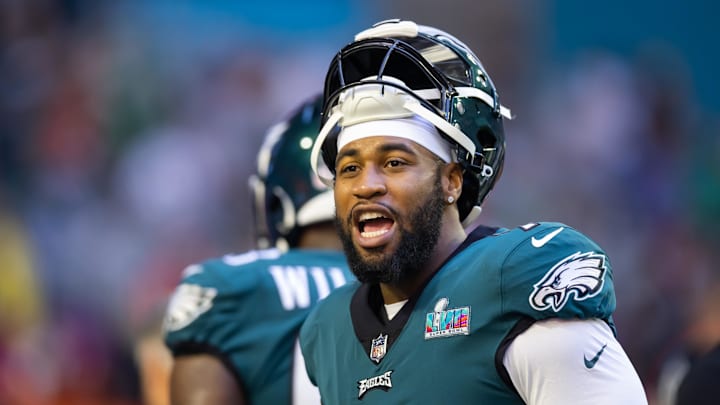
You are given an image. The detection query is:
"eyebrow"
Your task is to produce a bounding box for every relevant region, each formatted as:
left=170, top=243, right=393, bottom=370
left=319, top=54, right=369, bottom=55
left=336, top=141, right=417, bottom=163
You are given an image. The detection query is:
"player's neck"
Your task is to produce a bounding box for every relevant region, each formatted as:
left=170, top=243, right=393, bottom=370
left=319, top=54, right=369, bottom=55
left=379, top=283, right=410, bottom=304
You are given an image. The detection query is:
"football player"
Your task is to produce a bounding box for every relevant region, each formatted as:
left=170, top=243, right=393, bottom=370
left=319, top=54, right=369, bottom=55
left=163, top=95, right=353, bottom=404
left=300, top=20, right=648, bottom=403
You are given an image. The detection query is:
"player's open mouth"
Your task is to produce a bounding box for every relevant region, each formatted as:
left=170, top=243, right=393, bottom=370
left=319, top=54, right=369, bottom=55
left=359, top=212, right=394, bottom=238
left=353, top=208, right=396, bottom=248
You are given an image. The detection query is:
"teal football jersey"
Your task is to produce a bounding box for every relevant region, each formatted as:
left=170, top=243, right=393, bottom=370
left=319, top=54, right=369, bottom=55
left=163, top=248, right=353, bottom=404
left=300, top=223, right=616, bottom=404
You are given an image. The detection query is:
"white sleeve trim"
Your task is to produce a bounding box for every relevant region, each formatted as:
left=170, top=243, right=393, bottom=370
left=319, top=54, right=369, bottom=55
left=503, top=318, right=648, bottom=405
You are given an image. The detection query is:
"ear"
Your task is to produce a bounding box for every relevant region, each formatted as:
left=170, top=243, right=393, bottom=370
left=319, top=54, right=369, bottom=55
left=442, top=162, right=463, bottom=202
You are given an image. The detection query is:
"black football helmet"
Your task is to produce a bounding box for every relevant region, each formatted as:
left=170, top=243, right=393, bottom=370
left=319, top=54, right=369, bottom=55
left=249, top=95, right=334, bottom=250
left=310, top=19, right=511, bottom=221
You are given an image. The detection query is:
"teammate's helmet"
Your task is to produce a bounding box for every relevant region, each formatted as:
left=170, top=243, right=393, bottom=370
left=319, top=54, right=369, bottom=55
left=310, top=19, right=511, bottom=221
left=249, top=95, right=334, bottom=250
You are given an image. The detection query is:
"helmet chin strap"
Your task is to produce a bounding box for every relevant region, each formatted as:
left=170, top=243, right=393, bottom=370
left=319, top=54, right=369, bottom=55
left=461, top=206, right=484, bottom=230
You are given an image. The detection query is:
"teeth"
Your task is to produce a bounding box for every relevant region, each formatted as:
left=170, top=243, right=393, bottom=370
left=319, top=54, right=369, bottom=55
left=357, top=211, right=391, bottom=238
left=359, top=212, right=386, bottom=221
left=361, top=229, right=389, bottom=238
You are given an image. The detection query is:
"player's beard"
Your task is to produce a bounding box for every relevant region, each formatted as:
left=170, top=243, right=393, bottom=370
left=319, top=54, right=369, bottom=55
left=335, top=175, right=444, bottom=285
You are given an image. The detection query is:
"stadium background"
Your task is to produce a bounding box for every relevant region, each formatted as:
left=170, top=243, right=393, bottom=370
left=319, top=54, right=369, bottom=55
left=1, top=0, right=718, bottom=404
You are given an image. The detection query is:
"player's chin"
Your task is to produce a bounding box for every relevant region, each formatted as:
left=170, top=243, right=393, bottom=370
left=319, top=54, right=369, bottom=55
left=352, top=242, right=399, bottom=268
left=352, top=256, right=398, bottom=284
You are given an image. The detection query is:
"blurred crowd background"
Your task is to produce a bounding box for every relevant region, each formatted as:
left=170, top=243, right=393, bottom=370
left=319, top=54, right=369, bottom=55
left=1, top=1, right=718, bottom=404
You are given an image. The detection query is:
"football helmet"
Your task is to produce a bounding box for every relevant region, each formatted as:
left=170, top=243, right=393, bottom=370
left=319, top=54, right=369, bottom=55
left=310, top=19, right=511, bottom=221
left=250, top=95, right=334, bottom=250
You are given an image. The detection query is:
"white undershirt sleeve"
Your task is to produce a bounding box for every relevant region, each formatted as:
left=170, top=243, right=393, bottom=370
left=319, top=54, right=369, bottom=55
left=503, top=318, right=648, bottom=405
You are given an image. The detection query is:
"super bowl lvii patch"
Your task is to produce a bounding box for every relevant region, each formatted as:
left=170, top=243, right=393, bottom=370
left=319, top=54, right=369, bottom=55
left=425, top=297, right=470, bottom=339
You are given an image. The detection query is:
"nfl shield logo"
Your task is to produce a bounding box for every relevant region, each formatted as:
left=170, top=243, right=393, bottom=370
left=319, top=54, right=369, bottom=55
left=370, top=333, right=388, bottom=363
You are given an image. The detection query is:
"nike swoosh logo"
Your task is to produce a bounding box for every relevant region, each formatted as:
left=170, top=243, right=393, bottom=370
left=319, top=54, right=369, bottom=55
left=530, top=227, right=564, bottom=248
left=584, top=343, right=608, bottom=369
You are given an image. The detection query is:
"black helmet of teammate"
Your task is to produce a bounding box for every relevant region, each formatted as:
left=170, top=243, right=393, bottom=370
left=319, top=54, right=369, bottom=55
left=250, top=95, right=334, bottom=250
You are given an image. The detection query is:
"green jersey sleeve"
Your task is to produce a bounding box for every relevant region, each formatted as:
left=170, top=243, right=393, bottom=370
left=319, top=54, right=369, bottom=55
left=494, top=222, right=616, bottom=324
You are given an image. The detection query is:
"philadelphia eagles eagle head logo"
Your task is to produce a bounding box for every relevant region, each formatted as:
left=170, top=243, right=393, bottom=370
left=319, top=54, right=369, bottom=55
left=529, top=251, right=607, bottom=312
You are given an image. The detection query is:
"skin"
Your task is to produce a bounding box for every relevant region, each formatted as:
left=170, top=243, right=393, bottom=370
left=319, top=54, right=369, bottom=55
left=168, top=223, right=341, bottom=405
left=333, top=135, right=466, bottom=304
left=134, top=326, right=173, bottom=405
left=170, top=354, right=243, bottom=405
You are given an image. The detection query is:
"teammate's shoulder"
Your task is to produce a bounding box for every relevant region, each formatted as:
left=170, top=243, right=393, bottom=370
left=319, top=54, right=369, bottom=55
left=215, top=247, right=287, bottom=269
left=171, top=248, right=289, bottom=296
left=163, top=248, right=287, bottom=337
left=183, top=248, right=284, bottom=278
left=279, top=248, right=348, bottom=266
